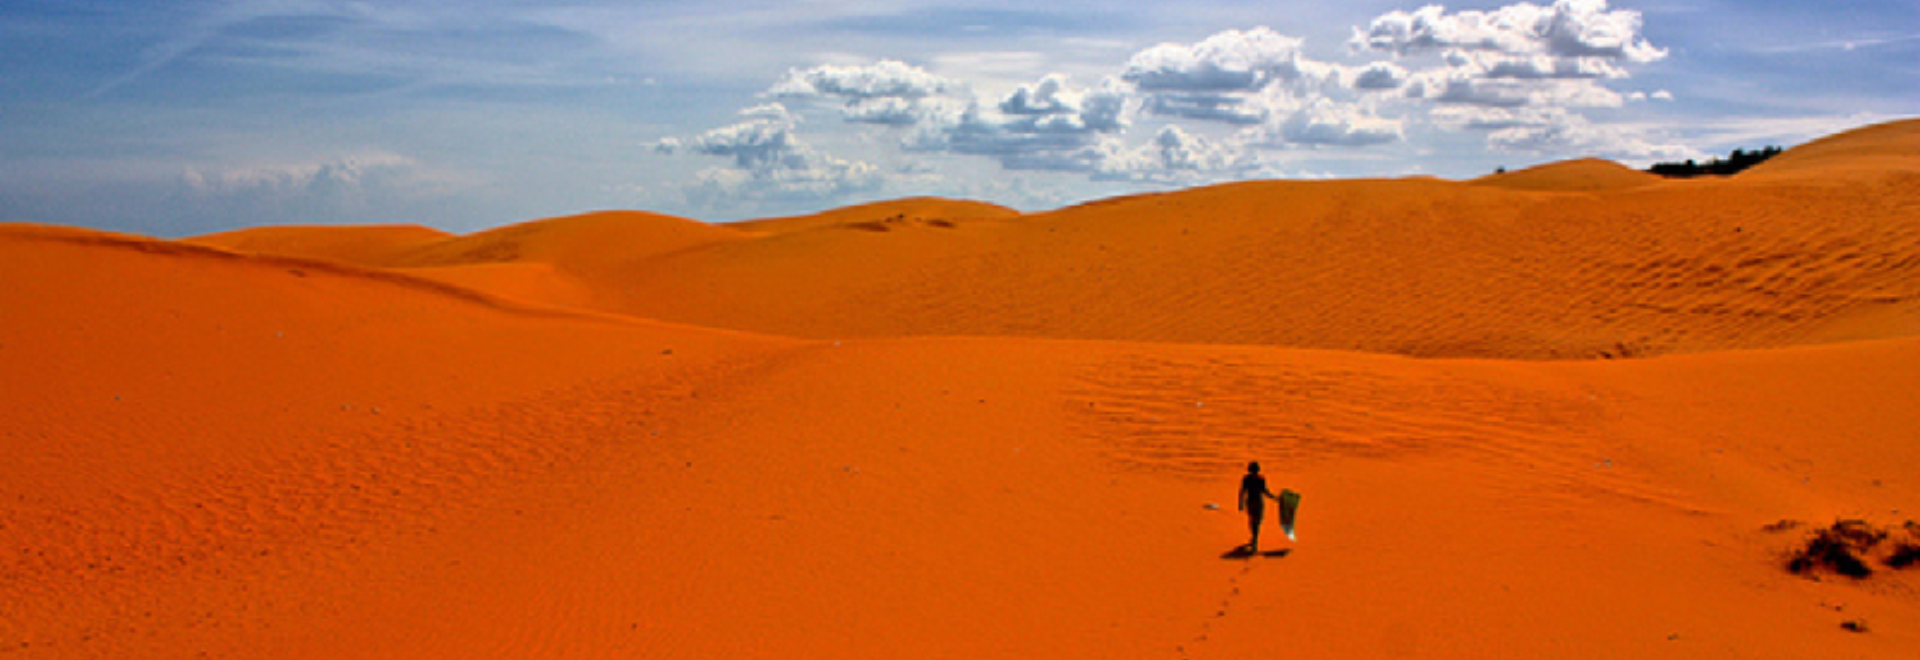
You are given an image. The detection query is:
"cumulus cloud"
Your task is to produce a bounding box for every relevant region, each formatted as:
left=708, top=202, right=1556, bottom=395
left=681, top=156, right=881, bottom=209
left=1122, top=26, right=1406, bottom=151
left=1277, top=99, right=1405, bottom=146
left=1077, top=83, right=1130, bottom=132
left=1343, top=1, right=1672, bottom=157
left=665, top=103, right=883, bottom=208
left=898, top=74, right=1137, bottom=175
left=677, top=103, right=804, bottom=170
left=1094, top=126, right=1250, bottom=183
left=1351, top=0, right=1666, bottom=63
left=766, top=60, right=966, bottom=128
left=184, top=152, right=410, bottom=194
left=907, top=102, right=1100, bottom=168
left=173, top=150, right=474, bottom=226
left=1145, top=93, right=1271, bottom=125
left=1351, top=62, right=1410, bottom=90
left=1408, top=73, right=1532, bottom=107
left=770, top=60, right=958, bottom=100
left=1488, top=116, right=1685, bottom=159
left=1436, top=106, right=1693, bottom=160
left=842, top=97, right=922, bottom=125
left=1122, top=27, right=1323, bottom=92
left=659, top=1, right=1684, bottom=215
left=999, top=74, right=1077, bottom=115
left=1476, top=53, right=1625, bottom=79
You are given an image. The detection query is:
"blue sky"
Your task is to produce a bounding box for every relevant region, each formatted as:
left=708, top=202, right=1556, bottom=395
left=2, top=0, right=1914, bottom=236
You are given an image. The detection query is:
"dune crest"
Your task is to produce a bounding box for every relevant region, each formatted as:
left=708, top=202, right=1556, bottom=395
left=1743, top=117, right=1920, bottom=176
left=191, top=223, right=453, bottom=264
left=1470, top=157, right=1662, bottom=191
left=589, top=121, right=1918, bottom=358
left=730, top=196, right=1021, bottom=235
left=174, top=120, right=1920, bottom=361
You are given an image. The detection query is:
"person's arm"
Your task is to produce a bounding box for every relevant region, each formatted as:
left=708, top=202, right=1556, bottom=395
left=1237, top=483, right=1249, bottom=511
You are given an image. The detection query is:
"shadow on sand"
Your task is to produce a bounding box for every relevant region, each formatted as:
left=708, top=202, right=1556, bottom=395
left=1220, top=545, right=1292, bottom=560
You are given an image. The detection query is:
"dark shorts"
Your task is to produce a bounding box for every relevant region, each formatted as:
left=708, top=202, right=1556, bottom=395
left=1246, top=503, right=1265, bottom=521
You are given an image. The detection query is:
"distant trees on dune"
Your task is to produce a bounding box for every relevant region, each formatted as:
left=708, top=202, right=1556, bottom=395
left=1647, top=146, right=1784, bottom=178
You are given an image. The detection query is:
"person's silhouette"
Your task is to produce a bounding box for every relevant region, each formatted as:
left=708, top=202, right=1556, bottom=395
left=1238, top=461, right=1280, bottom=551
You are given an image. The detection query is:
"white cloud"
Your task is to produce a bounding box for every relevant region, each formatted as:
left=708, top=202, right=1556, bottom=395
left=1457, top=107, right=1695, bottom=161
left=172, top=150, right=477, bottom=226
left=898, top=74, right=1133, bottom=174
left=1123, top=27, right=1360, bottom=132
left=681, top=156, right=881, bottom=208
left=907, top=102, right=1102, bottom=166
left=999, top=74, right=1079, bottom=115
left=769, top=60, right=979, bottom=130
left=1469, top=52, right=1627, bottom=80
left=1351, top=0, right=1666, bottom=63
left=681, top=104, right=804, bottom=170
left=1094, top=126, right=1251, bottom=183
left=1077, top=81, right=1130, bottom=132
left=1248, top=98, right=1404, bottom=147
left=1351, top=61, right=1410, bottom=90
left=770, top=60, right=959, bottom=100
left=182, top=151, right=432, bottom=198
left=1347, top=1, right=1671, bottom=158
left=1122, top=27, right=1320, bottom=92
left=843, top=97, right=923, bottom=125
left=666, top=102, right=885, bottom=209
left=1145, top=93, right=1272, bottom=125
left=1410, top=73, right=1534, bottom=107
left=657, top=3, right=1687, bottom=215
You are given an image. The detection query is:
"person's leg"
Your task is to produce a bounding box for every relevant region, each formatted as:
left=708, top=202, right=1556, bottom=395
left=1247, top=508, right=1263, bottom=549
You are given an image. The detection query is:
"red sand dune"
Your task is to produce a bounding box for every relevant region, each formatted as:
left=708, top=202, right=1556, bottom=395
left=200, top=122, right=1920, bottom=360
left=190, top=223, right=454, bottom=265
left=728, top=196, right=1022, bottom=234
left=5, top=119, right=1919, bottom=658
left=1471, top=157, right=1663, bottom=191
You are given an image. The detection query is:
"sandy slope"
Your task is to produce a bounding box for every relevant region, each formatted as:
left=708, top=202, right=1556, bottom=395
left=5, top=120, right=1919, bottom=658
left=1471, top=157, right=1662, bottom=191
left=190, top=224, right=454, bottom=264
left=199, top=123, right=1920, bottom=360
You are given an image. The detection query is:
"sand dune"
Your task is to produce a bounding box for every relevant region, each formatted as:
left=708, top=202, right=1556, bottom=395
left=729, top=196, right=1021, bottom=235
left=1745, top=118, right=1920, bottom=176
left=190, top=224, right=454, bottom=265
left=5, top=119, right=1919, bottom=658
left=1471, top=157, right=1662, bottom=191
left=192, top=121, right=1919, bottom=359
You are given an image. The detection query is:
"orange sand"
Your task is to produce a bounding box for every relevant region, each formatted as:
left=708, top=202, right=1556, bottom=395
left=6, top=119, right=1918, bottom=658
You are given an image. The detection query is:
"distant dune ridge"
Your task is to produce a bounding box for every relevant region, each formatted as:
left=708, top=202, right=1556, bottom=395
left=5, top=119, right=1918, bottom=658
left=1469, top=157, right=1661, bottom=191
left=194, top=119, right=1920, bottom=359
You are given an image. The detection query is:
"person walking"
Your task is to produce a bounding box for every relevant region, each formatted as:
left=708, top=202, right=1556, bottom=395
left=1238, top=461, right=1281, bottom=551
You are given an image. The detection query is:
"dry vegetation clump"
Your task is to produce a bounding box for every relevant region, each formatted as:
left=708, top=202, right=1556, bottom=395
left=1783, top=520, right=1920, bottom=579
left=1888, top=524, right=1920, bottom=569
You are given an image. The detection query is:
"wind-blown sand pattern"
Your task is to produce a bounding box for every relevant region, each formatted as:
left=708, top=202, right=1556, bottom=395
left=6, top=120, right=1918, bottom=658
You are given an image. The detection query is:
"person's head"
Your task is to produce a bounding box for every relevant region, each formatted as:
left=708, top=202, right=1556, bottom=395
left=1247, top=461, right=1261, bottom=474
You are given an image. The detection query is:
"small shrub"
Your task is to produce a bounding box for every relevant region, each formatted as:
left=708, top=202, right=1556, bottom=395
left=1762, top=519, right=1803, bottom=533
left=1887, top=541, right=1920, bottom=569
left=1827, top=520, right=1886, bottom=547
left=1786, top=520, right=1882, bottom=579
left=1647, top=146, right=1784, bottom=178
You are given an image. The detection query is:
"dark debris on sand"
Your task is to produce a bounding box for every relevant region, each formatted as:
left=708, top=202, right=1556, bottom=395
left=1781, top=519, right=1920, bottom=579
